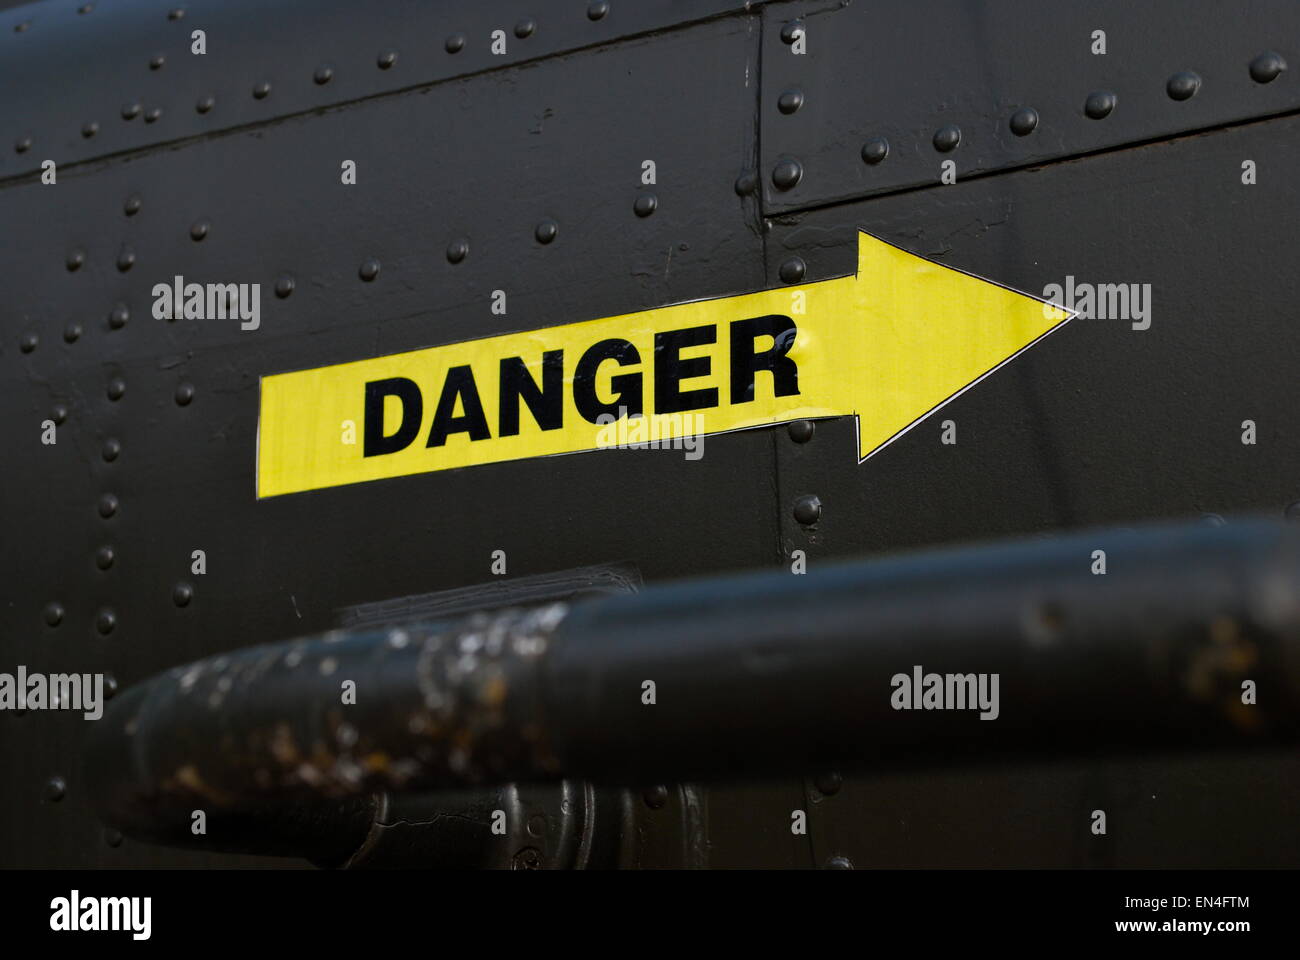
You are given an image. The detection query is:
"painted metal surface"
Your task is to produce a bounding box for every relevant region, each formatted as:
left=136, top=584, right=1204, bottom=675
left=2, top=0, right=1297, bottom=868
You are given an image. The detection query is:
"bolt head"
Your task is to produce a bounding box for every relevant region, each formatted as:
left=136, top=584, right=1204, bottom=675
left=44, top=777, right=67, bottom=802
left=787, top=420, right=815, bottom=443
left=643, top=785, right=669, bottom=809
left=1250, top=51, right=1286, bottom=83
left=1167, top=71, right=1201, bottom=101
left=933, top=124, right=961, bottom=152
left=1084, top=90, right=1116, bottom=119
left=535, top=219, right=559, bottom=244
left=1009, top=107, right=1038, bottom=136
left=861, top=137, right=889, bottom=164
left=814, top=772, right=842, bottom=796
left=777, top=88, right=804, bottom=114
left=633, top=193, right=658, bottom=218
left=793, top=494, right=822, bottom=525
left=772, top=159, right=803, bottom=190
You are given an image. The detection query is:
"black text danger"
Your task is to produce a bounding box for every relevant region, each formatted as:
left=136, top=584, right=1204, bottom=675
left=363, top=316, right=800, bottom=456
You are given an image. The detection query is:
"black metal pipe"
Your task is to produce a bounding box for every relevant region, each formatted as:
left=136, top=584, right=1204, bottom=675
left=85, top=518, right=1300, bottom=852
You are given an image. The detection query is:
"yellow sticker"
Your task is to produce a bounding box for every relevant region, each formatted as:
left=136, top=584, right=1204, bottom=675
left=257, top=231, right=1071, bottom=498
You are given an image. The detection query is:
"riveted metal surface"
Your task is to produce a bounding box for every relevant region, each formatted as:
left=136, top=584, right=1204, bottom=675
left=4, top=0, right=1299, bottom=872
left=770, top=114, right=1300, bottom=557
left=759, top=0, right=1300, bottom=213
left=0, top=10, right=771, bottom=867
left=766, top=113, right=1300, bottom=866
left=0, top=0, right=765, bottom=181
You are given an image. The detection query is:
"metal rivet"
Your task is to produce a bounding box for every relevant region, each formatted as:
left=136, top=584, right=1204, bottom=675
left=107, top=377, right=126, bottom=401
left=377, top=50, right=397, bottom=69
left=314, top=65, right=333, bottom=85
left=778, top=88, right=804, bottom=114
left=633, top=193, right=657, bottom=217
left=104, top=828, right=123, bottom=848
left=175, top=382, right=195, bottom=406
left=860, top=137, right=888, bottom=164
left=445, top=33, right=465, bottom=53
left=81, top=121, right=98, bottom=139
left=1284, top=500, right=1300, bottom=522
left=253, top=81, right=271, bottom=99
left=109, top=303, right=129, bottom=330
left=173, top=582, right=194, bottom=607
left=779, top=256, right=806, bottom=284
left=43, top=602, right=64, bottom=627
left=446, top=238, right=469, bottom=264
left=20, top=333, right=38, bottom=353
left=933, top=124, right=961, bottom=151
left=116, top=246, right=136, bottom=272
left=124, top=194, right=142, bottom=216
left=190, top=219, right=210, bottom=241
left=788, top=419, right=815, bottom=443
left=96, top=545, right=115, bottom=570
left=45, top=777, right=67, bottom=802
left=514, top=18, right=536, bottom=39
left=587, top=1, right=609, bottom=21
left=104, top=675, right=118, bottom=699
left=121, top=102, right=141, bottom=121
left=1084, top=90, right=1116, bottom=119
left=780, top=21, right=803, bottom=44
left=1009, top=107, right=1038, bottom=136
left=64, top=323, right=82, bottom=344
left=814, top=772, right=842, bottom=796
left=96, top=609, right=117, bottom=635
left=149, top=54, right=165, bottom=70
left=734, top=170, right=758, bottom=196
left=643, top=785, right=669, bottom=809
left=102, top=438, right=121, bottom=462
left=824, top=855, right=854, bottom=870
left=196, top=94, right=214, bottom=114
left=1167, top=71, right=1201, bottom=101
left=772, top=159, right=802, bottom=190
left=51, top=403, right=68, bottom=424
left=526, top=814, right=546, bottom=837
left=99, top=494, right=120, bottom=520
left=512, top=848, right=542, bottom=870
left=168, top=8, right=185, bottom=20
left=793, top=494, right=822, bottom=525
left=144, top=107, right=162, bottom=124
left=359, top=258, right=381, bottom=282
left=15, top=135, right=32, bottom=153
left=1250, top=51, right=1286, bottom=84
left=66, top=249, right=85, bottom=272
left=275, top=274, right=295, bottom=298
left=535, top=219, right=559, bottom=244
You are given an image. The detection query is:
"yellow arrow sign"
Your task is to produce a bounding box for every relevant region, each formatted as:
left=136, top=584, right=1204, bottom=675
left=257, top=231, right=1071, bottom=498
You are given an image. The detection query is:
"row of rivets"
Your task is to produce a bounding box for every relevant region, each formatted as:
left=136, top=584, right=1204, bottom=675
left=15, top=7, right=627, bottom=148
left=767, top=54, right=1287, bottom=185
